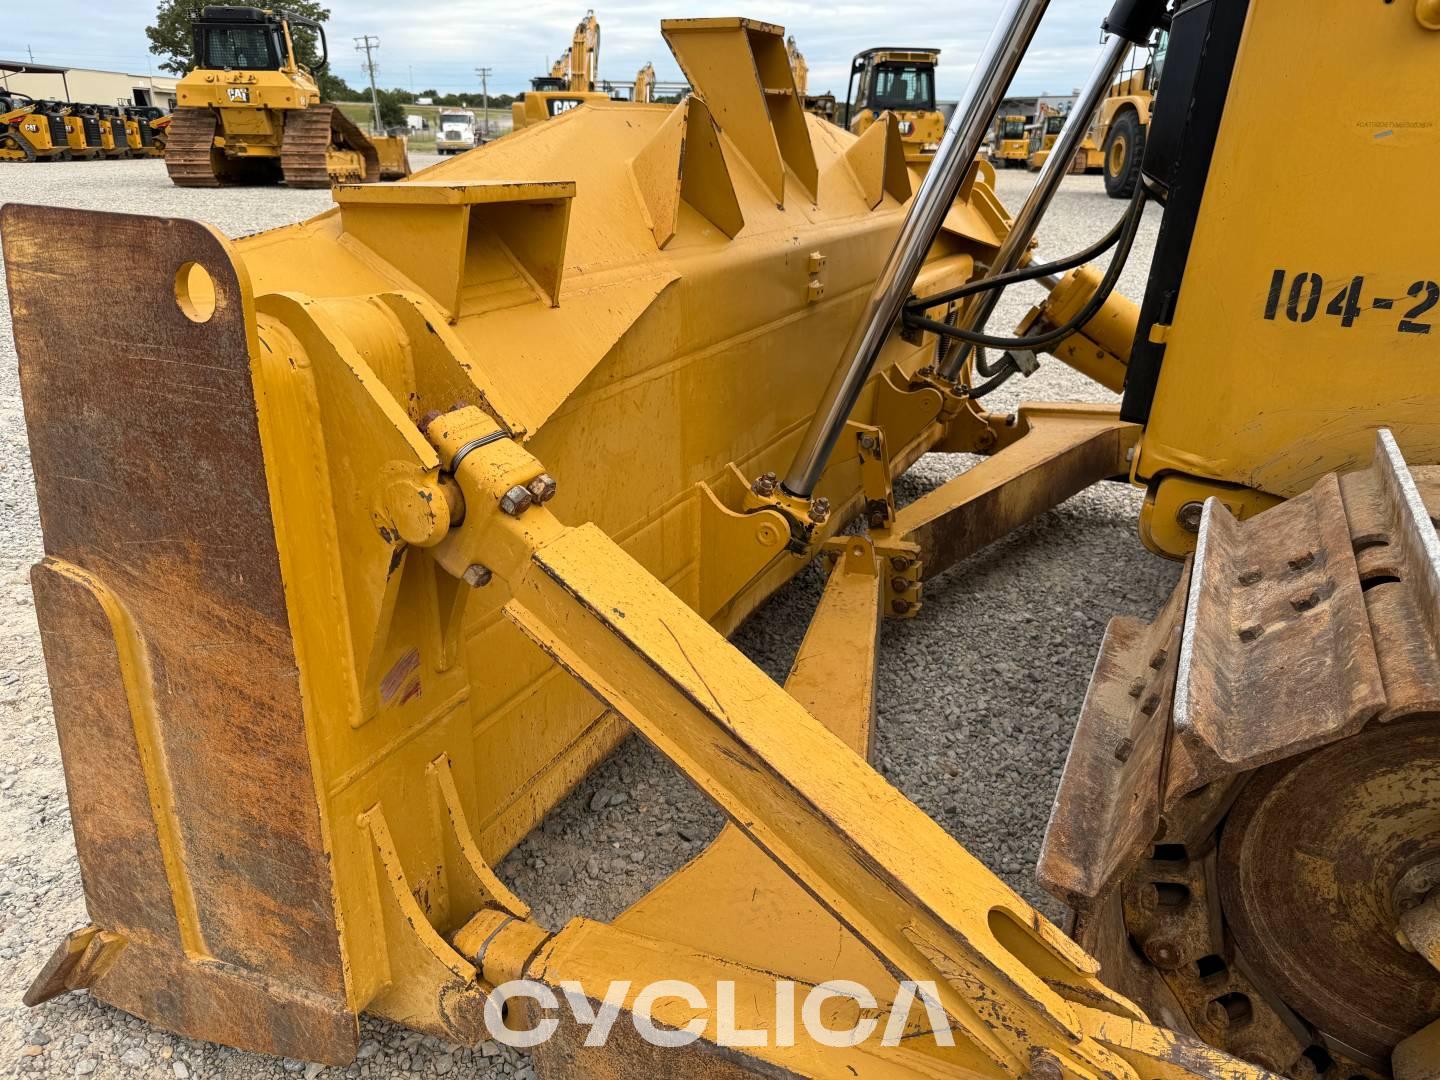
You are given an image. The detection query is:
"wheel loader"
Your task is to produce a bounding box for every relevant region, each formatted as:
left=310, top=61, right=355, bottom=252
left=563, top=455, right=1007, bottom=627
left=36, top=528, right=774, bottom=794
left=990, top=112, right=1031, bottom=167
left=164, top=4, right=409, bottom=187
left=5, top=2, right=1440, bottom=1079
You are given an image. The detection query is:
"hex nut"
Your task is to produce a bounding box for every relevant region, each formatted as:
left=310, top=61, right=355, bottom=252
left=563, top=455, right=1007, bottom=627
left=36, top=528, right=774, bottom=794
left=808, top=496, right=831, bottom=524
left=499, top=485, right=533, bottom=516
left=462, top=564, right=493, bottom=588
left=527, top=473, right=558, bottom=504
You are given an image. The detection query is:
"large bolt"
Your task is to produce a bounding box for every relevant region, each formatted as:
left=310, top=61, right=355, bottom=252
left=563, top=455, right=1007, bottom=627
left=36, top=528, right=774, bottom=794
left=752, top=471, right=777, bottom=497
left=891, top=597, right=912, bottom=616
left=499, top=485, right=533, bottom=516
left=1026, top=1050, right=1064, bottom=1080
left=889, top=556, right=910, bottom=572
left=1143, top=938, right=1183, bottom=969
left=808, top=496, right=831, bottom=524
left=527, top=473, right=558, bottom=504
left=1176, top=501, right=1204, bottom=533
left=891, top=576, right=912, bottom=595
left=462, top=564, right=492, bottom=588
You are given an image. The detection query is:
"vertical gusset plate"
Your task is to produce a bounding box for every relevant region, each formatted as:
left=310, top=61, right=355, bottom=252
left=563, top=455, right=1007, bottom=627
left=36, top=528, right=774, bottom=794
left=4, top=205, right=352, bottom=1062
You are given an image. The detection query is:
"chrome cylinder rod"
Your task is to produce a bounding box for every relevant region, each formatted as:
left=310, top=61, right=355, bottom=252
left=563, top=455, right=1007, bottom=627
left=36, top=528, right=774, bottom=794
left=781, top=0, right=1053, bottom=498
left=938, top=31, right=1132, bottom=381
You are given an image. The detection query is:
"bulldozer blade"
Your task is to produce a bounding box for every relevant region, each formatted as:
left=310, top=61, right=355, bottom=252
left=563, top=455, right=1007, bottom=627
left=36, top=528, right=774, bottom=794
left=4, top=204, right=356, bottom=1063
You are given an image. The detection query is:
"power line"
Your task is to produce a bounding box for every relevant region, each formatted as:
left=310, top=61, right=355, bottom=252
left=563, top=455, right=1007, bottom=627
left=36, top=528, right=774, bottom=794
left=474, top=66, right=492, bottom=138
left=353, top=34, right=382, bottom=131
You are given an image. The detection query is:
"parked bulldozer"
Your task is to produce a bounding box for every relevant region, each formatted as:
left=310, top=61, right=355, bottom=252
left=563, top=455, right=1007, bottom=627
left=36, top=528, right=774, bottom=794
left=7, top=2, right=1440, bottom=1079
left=989, top=111, right=1031, bottom=167
left=843, top=47, right=945, bottom=170
left=164, top=5, right=408, bottom=187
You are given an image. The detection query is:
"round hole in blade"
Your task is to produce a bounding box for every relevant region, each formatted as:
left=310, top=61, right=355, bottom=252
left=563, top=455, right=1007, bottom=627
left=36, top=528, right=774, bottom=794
left=174, top=261, right=216, bottom=323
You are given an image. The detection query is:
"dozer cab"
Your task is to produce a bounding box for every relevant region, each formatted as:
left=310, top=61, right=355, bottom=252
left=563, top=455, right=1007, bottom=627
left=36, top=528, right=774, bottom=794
left=989, top=111, right=1030, bottom=167
left=843, top=47, right=944, bottom=170
left=164, top=4, right=409, bottom=187
left=0, top=92, right=71, bottom=161
left=512, top=9, right=612, bottom=130
left=7, top=2, right=1440, bottom=1078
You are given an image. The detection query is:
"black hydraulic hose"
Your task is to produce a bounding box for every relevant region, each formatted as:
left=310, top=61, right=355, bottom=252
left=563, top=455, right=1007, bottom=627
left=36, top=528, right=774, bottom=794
left=905, top=182, right=1148, bottom=353
left=905, top=199, right=1131, bottom=315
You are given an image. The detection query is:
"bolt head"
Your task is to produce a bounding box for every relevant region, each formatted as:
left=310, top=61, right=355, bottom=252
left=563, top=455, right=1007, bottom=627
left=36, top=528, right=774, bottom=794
left=1177, top=500, right=1205, bottom=532
left=891, top=598, right=912, bottom=615
left=527, top=473, right=558, bottom=504
left=462, top=564, right=492, bottom=588
left=1143, top=938, right=1182, bottom=969
left=808, top=497, right=831, bottom=524
left=1027, top=1051, right=1064, bottom=1080
left=889, top=556, right=909, bottom=572
left=891, top=576, right=911, bottom=594
left=499, top=484, right=533, bottom=516
left=752, top=475, right=776, bottom=497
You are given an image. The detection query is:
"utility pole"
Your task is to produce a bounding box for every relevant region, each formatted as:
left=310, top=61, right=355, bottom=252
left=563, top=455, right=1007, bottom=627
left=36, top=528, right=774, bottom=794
left=475, top=66, right=492, bottom=138
left=354, top=35, right=382, bottom=132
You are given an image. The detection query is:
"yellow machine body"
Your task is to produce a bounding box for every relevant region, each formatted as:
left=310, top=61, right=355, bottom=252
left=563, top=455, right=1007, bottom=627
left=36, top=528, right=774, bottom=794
left=847, top=48, right=944, bottom=170
left=990, top=113, right=1029, bottom=167
left=1129, top=0, right=1440, bottom=555
left=165, top=7, right=406, bottom=187
left=0, top=103, right=68, bottom=161
left=8, top=5, right=1440, bottom=1080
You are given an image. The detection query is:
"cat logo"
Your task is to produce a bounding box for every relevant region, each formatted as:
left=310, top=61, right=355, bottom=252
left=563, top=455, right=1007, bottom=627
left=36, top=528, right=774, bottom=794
left=547, top=98, right=582, bottom=117
left=227, top=87, right=250, bottom=103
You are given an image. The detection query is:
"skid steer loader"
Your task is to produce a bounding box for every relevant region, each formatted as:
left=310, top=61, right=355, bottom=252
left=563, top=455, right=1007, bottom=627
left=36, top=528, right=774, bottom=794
left=0, top=93, right=71, bottom=161
left=164, top=5, right=409, bottom=187
left=5, top=1, right=1440, bottom=1078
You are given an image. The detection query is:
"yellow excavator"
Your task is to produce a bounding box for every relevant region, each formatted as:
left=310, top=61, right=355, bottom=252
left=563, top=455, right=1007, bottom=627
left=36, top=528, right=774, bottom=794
left=164, top=5, right=408, bottom=187
left=512, top=9, right=611, bottom=129
left=7, top=3, right=1440, bottom=1079
left=843, top=46, right=945, bottom=170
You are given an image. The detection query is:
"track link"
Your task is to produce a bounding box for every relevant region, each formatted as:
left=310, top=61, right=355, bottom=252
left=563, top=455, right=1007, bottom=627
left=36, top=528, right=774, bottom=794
left=280, top=105, right=379, bottom=189
left=163, top=108, right=221, bottom=187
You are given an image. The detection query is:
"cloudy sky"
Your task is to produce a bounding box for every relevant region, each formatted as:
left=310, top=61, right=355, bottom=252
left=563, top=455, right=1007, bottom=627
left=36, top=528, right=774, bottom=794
left=6, top=1, right=1111, bottom=100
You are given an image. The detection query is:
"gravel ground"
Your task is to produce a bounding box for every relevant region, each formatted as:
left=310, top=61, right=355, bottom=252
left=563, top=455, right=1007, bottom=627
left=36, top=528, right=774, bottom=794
left=0, top=155, right=1177, bottom=1078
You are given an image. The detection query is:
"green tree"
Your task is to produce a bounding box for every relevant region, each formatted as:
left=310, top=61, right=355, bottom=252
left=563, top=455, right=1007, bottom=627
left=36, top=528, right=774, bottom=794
left=146, top=0, right=334, bottom=77
left=375, top=89, right=407, bottom=130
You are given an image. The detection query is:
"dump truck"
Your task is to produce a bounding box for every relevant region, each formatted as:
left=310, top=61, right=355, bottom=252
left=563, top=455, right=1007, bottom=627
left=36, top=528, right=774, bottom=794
left=843, top=47, right=945, bottom=170
left=164, top=4, right=408, bottom=187
left=7, top=3, right=1440, bottom=1078
left=1094, top=32, right=1164, bottom=197
left=512, top=9, right=611, bottom=129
